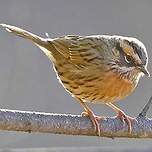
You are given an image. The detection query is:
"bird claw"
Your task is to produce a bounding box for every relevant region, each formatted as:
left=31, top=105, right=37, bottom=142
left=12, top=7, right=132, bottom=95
left=81, top=111, right=104, bottom=120
left=116, top=110, right=133, bottom=133
left=81, top=111, right=103, bottom=136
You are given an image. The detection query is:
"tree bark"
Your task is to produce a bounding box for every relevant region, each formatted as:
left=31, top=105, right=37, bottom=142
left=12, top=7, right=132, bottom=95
left=0, top=96, right=151, bottom=138
left=0, top=108, right=150, bottom=138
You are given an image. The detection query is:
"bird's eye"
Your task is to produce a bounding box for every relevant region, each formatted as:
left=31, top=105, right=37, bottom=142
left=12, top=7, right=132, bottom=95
left=124, top=55, right=132, bottom=64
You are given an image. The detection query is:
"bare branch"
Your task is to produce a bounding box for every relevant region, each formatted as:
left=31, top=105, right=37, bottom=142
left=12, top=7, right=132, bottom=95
left=138, top=95, right=152, bottom=117
left=0, top=108, right=151, bottom=138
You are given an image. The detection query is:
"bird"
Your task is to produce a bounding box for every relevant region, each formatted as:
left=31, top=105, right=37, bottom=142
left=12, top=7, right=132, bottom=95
left=0, top=24, right=150, bottom=136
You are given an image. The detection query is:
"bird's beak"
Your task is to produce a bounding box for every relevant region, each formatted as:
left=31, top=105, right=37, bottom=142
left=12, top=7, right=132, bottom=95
left=138, top=66, right=150, bottom=77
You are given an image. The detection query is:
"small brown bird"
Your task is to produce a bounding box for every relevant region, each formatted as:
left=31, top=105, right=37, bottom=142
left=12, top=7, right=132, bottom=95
left=0, top=24, right=150, bottom=136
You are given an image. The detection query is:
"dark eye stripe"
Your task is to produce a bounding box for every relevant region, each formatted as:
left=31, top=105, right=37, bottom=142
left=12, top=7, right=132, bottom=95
left=116, top=42, right=135, bottom=66
left=129, top=41, right=143, bottom=60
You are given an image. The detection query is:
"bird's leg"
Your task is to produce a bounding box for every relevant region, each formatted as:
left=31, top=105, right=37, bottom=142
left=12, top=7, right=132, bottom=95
left=76, top=98, right=102, bottom=136
left=106, top=103, right=133, bottom=133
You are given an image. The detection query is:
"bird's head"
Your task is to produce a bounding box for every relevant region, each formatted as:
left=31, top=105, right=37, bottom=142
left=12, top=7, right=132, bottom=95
left=108, top=36, right=150, bottom=82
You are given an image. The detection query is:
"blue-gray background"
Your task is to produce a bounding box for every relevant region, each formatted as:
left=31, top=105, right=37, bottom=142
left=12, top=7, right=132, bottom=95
left=0, top=0, right=151, bottom=149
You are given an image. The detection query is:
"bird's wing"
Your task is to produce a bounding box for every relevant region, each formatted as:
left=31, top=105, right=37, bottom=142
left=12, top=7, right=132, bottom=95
left=51, top=35, right=105, bottom=65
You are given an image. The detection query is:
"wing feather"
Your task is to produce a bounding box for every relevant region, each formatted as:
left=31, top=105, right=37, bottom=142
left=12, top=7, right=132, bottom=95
left=52, top=35, right=105, bottom=65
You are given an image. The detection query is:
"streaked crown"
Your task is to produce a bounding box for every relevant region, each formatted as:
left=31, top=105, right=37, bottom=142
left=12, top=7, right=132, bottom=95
left=107, top=36, right=149, bottom=80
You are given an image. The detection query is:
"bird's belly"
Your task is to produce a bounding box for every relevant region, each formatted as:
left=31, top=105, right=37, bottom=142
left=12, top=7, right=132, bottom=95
left=56, top=65, right=136, bottom=104
left=93, top=71, right=136, bottom=103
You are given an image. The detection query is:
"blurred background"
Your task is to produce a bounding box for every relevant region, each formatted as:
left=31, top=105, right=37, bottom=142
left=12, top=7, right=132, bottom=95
left=0, top=0, right=151, bottom=149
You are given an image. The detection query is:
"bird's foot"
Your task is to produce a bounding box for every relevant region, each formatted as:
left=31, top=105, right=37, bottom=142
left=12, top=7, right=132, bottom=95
left=81, top=111, right=104, bottom=136
left=116, top=110, right=134, bottom=133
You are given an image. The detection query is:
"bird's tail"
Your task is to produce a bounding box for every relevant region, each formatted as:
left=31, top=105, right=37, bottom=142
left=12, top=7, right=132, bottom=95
left=0, top=24, right=60, bottom=59
left=0, top=24, right=48, bottom=47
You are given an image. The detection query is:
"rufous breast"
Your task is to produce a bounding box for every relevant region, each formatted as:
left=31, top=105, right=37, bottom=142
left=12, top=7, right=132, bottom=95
left=98, top=71, right=135, bottom=103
